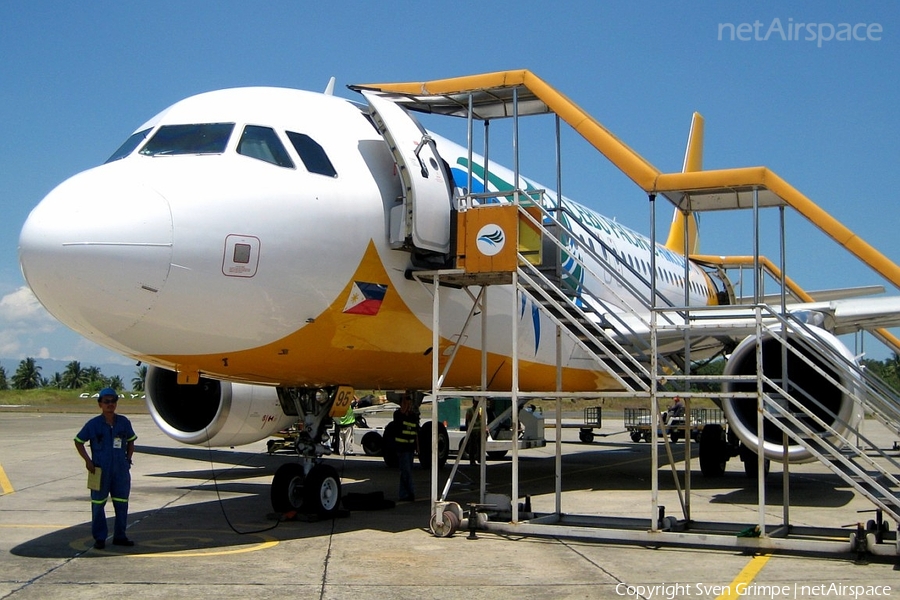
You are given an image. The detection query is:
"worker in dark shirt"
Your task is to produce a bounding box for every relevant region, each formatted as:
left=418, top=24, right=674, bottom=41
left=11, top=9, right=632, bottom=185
left=393, top=393, right=419, bottom=502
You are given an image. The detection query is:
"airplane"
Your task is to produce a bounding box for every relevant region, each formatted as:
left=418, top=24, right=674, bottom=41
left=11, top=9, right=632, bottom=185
left=17, top=72, right=900, bottom=517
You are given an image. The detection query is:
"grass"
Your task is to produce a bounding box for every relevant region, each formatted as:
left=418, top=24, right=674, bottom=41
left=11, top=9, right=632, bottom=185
left=0, top=388, right=718, bottom=415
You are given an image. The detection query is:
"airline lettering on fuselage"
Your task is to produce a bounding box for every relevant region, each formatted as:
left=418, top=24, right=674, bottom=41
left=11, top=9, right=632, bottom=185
left=448, top=156, right=696, bottom=304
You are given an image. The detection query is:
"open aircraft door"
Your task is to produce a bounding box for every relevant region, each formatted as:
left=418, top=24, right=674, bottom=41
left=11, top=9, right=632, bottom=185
left=362, top=90, right=452, bottom=255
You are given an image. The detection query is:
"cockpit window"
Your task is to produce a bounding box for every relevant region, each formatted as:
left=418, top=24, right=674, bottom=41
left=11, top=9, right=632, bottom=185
left=139, top=123, right=235, bottom=156
left=105, top=128, right=151, bottom=163
left=286, top=131, right=337, bottom=177
left=237, top=125, right=294, bottom=168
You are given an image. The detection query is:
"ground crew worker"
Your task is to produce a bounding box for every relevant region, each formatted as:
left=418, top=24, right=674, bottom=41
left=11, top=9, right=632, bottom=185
left=666, top=396, right=685, bottom=421
left=465, top=401, right=484, bottom=465
left=74, top=387, right=137, bottom=549
left=393, top=393, right=418, bottom=501
left=465, top=399, right=495, bottom=465
left=337, top=401, right=357, bottom=455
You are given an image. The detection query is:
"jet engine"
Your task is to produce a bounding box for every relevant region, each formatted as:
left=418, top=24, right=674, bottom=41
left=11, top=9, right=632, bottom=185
left=145, top=366, right=297, bottom=446
left=721, top=326, right=863, bottom=464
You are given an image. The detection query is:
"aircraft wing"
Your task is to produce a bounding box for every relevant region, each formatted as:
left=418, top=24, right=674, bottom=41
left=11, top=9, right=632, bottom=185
left=741, top=285, right=885, bottom=306
left=796, top=296, right=900, bottom=335
left=597, top=296, right=900, bottom=362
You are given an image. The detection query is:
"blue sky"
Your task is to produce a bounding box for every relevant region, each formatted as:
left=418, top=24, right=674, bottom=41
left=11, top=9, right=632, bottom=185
left=1, top=1, right=898, bottom=367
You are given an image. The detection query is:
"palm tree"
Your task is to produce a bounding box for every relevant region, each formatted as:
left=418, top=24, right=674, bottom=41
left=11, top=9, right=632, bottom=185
left=885, top=353, right=900, bottom=378
left=84, top=366, right=103, bottom=386
left=107, top=375, right=124, bottom=391
left=12, top=358, right=42, bottom=390
left=48, top=372, right=64, bottom=388
left=884, top=353, right=900, bottom=392
left=62, top=360, right=88, bottom=389
left=132, top=365, right=147, bottom=392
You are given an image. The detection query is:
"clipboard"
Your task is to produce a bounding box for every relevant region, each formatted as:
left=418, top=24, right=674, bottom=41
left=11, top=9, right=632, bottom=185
left=87, top=467, right=102, bottom=491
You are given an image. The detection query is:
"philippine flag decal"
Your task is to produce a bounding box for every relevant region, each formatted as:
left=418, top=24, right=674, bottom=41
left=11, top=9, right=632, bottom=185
left=343, top=282, right=388, bottom=316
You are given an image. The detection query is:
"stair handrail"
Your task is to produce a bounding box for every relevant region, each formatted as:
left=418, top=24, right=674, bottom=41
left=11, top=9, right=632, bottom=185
left=516, top=263, right=652, bottom=391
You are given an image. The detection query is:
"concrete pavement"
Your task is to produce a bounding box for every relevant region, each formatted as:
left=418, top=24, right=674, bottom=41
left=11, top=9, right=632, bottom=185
left=1, top=410, right=899, bottom=599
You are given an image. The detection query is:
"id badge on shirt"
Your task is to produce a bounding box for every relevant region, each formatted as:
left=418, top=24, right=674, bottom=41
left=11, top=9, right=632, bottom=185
left=113, top=437, right=123, bottom=449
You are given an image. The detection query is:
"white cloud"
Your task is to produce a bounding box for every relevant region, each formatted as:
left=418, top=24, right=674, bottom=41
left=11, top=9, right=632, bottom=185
left=0, top=330, right=21, bottom=356
left=0, top=286, right=56, bottom=327
left=0, top=285, right=62, bottom=359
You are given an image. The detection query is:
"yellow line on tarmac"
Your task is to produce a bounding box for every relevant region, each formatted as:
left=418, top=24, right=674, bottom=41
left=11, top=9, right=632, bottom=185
left=128, top=540, right=279, bottom=558
left=717, top=554, right=772, bottom=600
left=0, top=524, right=68, bottom=529
left=0, top=463, right=14, bottom=495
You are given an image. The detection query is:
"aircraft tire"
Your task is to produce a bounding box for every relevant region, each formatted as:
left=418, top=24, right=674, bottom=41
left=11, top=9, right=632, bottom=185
left=458, top=438, right=469, bottom=460
left=361, top=431, right=383, bottom=456
left=417, top=421, right=449, bottom=469
left=699, top=424, right=727, bottom=477
left=382, top=421, right=399, bottom=467
left=739, top=445, right=771, bottom=479
left=304, top=464, right=341, bottom=516
left=271, top=462, right=305, bottom=513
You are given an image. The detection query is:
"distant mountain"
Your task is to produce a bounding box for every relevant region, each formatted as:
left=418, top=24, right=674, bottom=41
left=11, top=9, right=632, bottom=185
left=0, top=357, right=143, bottom=391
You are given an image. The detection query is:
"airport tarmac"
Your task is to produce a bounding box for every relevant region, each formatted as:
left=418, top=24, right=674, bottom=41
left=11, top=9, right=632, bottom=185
left=1, top=410, right=899, bottom=600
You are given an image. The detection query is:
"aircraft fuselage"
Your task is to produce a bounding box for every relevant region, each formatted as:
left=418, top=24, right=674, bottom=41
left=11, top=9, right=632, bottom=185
left=19, top=86, right=716, bottom=391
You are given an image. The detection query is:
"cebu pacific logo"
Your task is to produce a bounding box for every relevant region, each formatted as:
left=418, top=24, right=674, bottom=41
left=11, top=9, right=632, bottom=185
left=476, top=224, right=505, bottom=256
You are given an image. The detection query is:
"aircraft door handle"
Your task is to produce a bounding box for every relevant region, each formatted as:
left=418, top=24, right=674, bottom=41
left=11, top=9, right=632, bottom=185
left=413, top=135, right=434, bottom=178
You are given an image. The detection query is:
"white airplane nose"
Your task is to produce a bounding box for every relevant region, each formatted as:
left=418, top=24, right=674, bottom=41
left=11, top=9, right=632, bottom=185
left=19, top=167, right=173, bottom=344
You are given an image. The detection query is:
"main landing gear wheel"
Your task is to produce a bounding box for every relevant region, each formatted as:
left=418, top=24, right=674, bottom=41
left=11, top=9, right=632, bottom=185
left=739, top=444, right=771, bottom=479
left=361, top=431, right=382, bottom=456
left=699, top=424, right=727, bottom=477
left=430, top=510, right=460, bottom=537
left=418, top=421, right=450, bottom=469
left=304, top=464, right=342, bottom=516
left=381, top=421, right=399, bottom=467
left=271, top=462, right=306, bottom=513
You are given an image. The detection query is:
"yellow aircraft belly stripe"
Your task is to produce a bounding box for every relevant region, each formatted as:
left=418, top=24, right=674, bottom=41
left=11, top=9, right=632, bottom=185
left=0, top=463, right=14, bottom=495
left=155, top=239, right=619, bottom=391
left=716, top=554, right=771, bottom=600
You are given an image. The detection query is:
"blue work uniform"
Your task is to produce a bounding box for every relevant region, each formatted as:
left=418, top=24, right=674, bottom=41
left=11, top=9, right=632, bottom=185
left=75, top=415, right=137, bottom=542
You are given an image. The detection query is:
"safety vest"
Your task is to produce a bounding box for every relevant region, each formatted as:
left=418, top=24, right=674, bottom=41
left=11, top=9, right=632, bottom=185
left=393, top=410, right=418, bottom=447
left=339, top=407, right=356, bottom=426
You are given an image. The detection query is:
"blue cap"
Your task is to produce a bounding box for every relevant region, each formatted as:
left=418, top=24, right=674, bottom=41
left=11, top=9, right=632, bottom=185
left=98, top=387, right=118, bottom=399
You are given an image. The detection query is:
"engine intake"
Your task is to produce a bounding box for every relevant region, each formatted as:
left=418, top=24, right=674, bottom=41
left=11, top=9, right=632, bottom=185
left=145, top=366, right=297, bottom=446
left=722, top=326, right=863, bottom=463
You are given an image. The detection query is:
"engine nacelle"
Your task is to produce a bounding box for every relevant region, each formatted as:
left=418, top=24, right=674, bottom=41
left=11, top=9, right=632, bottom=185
left=145, top=366, right=297, bottom=446
left=722, top=326, right=863, bottom=463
